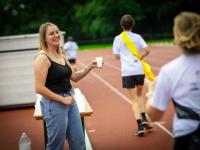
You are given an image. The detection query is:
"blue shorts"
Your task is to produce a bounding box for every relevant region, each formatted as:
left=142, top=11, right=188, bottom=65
left=122, top=74, right=145, bottom=88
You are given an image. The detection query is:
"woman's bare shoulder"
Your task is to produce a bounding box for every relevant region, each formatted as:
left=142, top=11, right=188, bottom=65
left=34, top=50, right=50, bottom=64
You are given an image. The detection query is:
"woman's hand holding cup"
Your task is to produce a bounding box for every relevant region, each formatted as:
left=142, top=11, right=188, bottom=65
left=88, top=57, right=104, bottom=69
left=96, top=57, right=103, bottom=68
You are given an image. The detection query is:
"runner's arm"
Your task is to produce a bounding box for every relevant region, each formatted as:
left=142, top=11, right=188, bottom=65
left=140, top=47, right=150, bottom=60
left=114, top=54, right=120, bottom=59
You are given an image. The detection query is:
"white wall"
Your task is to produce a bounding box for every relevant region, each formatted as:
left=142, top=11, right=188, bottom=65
left=0, top=32, right=65, bottom=52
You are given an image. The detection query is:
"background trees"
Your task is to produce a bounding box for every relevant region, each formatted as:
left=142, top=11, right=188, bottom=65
left=0, top=0, right=199, bottom=41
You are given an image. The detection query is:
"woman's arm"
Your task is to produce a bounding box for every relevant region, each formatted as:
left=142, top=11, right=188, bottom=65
left=70, top=59, right=99, bottom=82
left=34, top=54, right=74, bottom=105
left=145, top=69, right=171, bottom=121
left=146, top=102, right=165, bottom=121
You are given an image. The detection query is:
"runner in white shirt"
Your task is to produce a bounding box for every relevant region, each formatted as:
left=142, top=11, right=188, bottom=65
left=113, top=14, right=153, bottom=136
left=146, top=12, right=200, bottom=150
left=63, top=36, right=79, bottom=71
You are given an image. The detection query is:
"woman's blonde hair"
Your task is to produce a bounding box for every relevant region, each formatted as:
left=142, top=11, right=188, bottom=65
left=39, top=22, right=62, bottom=54
left=173, top=11, right=200, bottom=54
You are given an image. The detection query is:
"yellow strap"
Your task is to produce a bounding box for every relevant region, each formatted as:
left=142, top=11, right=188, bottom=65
left=120, top=31, right=156, bottom=80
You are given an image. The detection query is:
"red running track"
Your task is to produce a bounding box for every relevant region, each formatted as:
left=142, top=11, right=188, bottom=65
left=0, top=45, right=181, bottom=150
left=73, top=45, right=181, bottom=150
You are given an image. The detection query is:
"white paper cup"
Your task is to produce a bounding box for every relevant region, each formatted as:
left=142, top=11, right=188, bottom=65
left=96, top=57, right=103, bottom=68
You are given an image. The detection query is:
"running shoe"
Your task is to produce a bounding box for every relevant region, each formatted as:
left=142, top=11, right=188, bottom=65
left=135, top=125, right=145, bottom=136
left=141, top=120, right=153, bottom=130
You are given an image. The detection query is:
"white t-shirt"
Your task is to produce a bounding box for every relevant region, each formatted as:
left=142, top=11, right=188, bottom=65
left=63, top=41, right=78, bottom=59
left=150, top=54, right=200, bottom=137
left=112, top=31, right=147, bottom=76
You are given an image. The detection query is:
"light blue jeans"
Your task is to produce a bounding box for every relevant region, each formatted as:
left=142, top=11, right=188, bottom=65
left=40, top=92, right=85, bottom=150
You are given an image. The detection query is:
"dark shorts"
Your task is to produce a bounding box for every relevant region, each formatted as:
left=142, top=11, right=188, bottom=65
left=68, top=59, right=76, bottom=64
left=122, top=74, right=145, bottom=88
left=174, top=125, right=200, bottom=150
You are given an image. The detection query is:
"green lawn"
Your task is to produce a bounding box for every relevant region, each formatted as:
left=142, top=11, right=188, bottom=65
left=147, top=38, right=173, bottom=45
left=78, top=38, right=173, bottom=51
left=79, top=43, right=112, bottom=50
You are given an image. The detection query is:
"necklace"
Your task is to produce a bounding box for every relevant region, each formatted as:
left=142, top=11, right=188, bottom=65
left=50, top=54, right=64, bottom=65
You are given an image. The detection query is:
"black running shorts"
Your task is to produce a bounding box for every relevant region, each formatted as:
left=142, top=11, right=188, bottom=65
left=122, top=74, right=145, bottom=88
left=68, top=59, right=76, bottom=64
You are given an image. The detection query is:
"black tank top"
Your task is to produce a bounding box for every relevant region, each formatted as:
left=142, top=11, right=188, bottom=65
left=39, top=53, right=72, bottom=94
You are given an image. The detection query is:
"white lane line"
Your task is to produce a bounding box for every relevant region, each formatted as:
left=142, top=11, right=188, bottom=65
left=154, top=122, right=173, bottom=137
left=105, top=62, right=160, bottom=72
left=151, top=121, right=165, bottom=125
left=78, top=61, right=131, bottom=104
left=78, top=60, right=173, bottom=138
left=105, top=63, right=120, bottom=71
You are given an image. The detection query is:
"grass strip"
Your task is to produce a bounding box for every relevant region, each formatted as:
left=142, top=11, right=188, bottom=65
left=78, top=38, right=173, bottom=51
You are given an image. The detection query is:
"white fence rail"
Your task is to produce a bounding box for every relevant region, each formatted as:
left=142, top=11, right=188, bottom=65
left=0, top=32, right=65, bottom=52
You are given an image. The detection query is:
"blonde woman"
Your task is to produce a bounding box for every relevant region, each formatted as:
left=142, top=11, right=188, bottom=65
left=146, top=12, right=200, bottom=150
left=34, top=22, right=102, bottom=150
